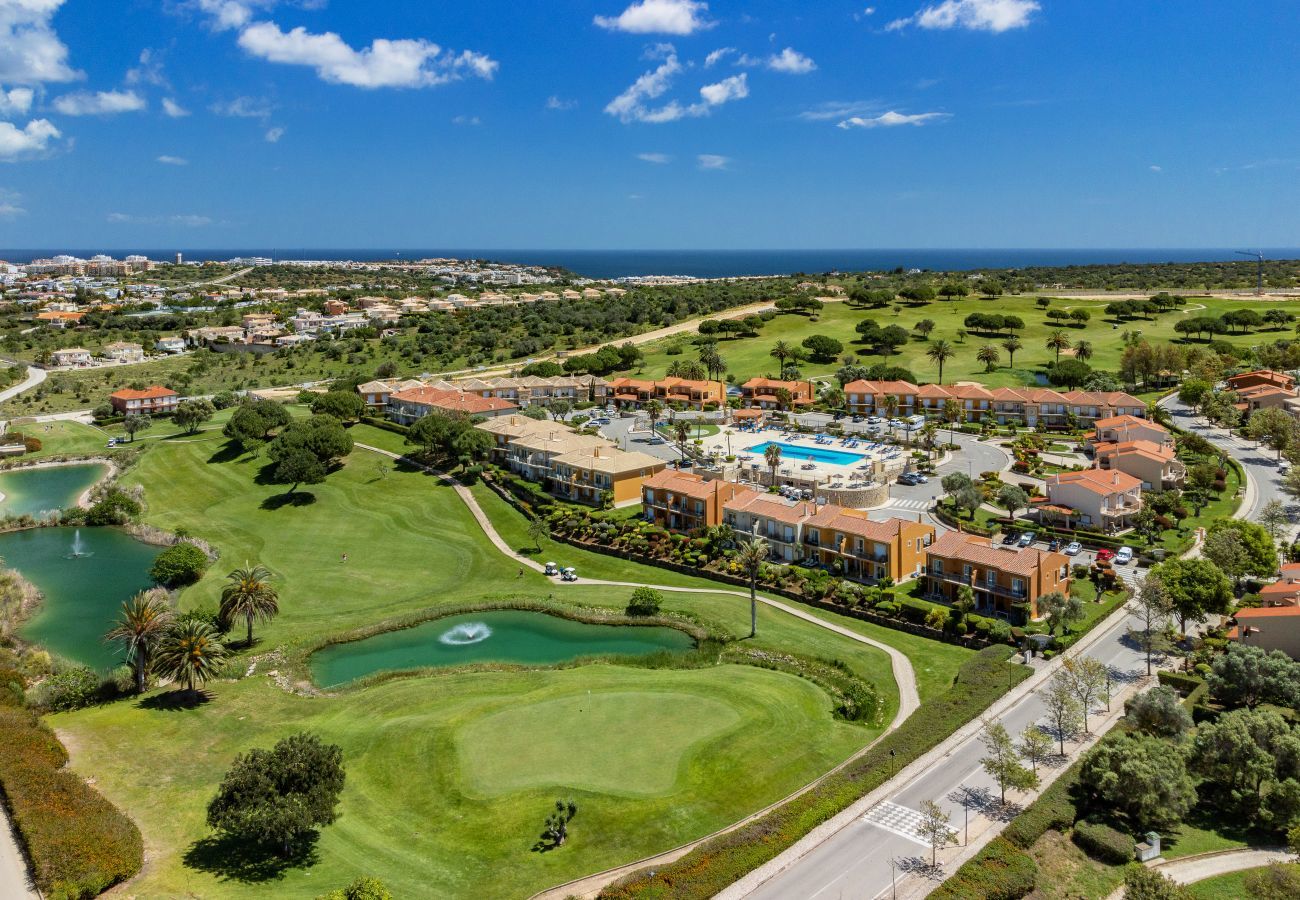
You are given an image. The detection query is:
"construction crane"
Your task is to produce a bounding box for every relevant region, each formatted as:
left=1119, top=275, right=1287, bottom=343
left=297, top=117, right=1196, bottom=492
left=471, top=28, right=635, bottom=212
left=1235, top=250, right=1264, bottom=294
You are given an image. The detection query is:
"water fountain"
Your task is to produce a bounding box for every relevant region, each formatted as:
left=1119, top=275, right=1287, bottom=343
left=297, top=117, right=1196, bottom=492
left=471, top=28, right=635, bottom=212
left=67, top=529, right=91, bottom=559
left=439, top=621, right=492, bottom=646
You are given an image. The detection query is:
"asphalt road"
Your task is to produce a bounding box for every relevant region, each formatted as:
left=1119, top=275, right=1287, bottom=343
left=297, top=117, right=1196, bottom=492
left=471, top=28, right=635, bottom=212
left=739, top=604, right=1151, bottom=900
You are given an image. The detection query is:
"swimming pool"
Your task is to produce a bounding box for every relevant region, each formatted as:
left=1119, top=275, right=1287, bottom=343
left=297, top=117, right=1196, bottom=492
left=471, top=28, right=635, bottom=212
left=744, top=441, right=867, bottom=467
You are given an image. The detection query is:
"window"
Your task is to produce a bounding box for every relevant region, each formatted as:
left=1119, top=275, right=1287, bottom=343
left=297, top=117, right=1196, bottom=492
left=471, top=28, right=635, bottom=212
left=962, top=564, right=972, bottom=579
left=986, top=569, right=996, bottom=586
left=933, top=559, right=944, bottom=575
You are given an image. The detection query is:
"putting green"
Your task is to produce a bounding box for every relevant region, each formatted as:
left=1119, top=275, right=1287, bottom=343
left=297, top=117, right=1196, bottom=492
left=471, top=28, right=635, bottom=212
left=456, top=690, right=742, bottom=797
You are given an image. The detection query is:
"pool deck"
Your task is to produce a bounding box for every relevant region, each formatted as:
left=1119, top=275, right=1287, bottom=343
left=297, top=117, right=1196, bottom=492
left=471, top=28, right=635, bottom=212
left=702, top=426, right=908, bottom=490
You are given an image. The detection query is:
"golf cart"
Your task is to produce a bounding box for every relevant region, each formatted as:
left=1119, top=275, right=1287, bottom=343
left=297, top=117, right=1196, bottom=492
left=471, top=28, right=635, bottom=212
left=560, top=567, right=578, bottom=582
left=544, top=561, right=558, bottom=576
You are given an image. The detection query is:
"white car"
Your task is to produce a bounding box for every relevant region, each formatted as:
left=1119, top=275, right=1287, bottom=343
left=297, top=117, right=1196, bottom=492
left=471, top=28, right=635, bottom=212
left=1064, top=541, right=1082, bottom=556
left=1114, top=546, right=1134, bottom=565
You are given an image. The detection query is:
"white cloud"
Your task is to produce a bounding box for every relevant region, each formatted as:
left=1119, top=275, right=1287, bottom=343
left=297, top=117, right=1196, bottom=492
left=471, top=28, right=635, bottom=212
left=265, top=125, right=285, bottom=142
left=0, top=86, right=32, bottom=116
left=451, top=114, right=480, bottom=125
left=162, top=97, right=190, bottom=118
left=236, top=21, right=497, bottom=89
left=157, top=155, right=188, bottom=165
left=888, top=0, right=1039, bottom=33
left=605, top=52, right=747, bottom=124
left=594, top=0, right=714, bottom=35
left=637, top=152, right=671, bottom=163
left=545, top=95, right=576, bottom=111
left=0, top=118, right=59, bottom=160
left=704, top=47, right=733, bottom=67
left=767, top=47, right=816, bottom=74
left=0, top=0, right=79, bottom=84
left=126, top=49, right=167, bottom=87
left=837, top=110, right=950, bottom=128
left=697, top=153, right=729, bottom=170
left=53, top=90, right=146, bottom=116
left=195, top=0, right=259, bottom=32
left=107, top=212, right=214, bottom=227
left=211, top=96, right=272, bottom=118
left=1149, top=165, right=1162, bottom=173
left=798, top=100, right=878, bottom=121
left=0, top=189, right=23, bottom=216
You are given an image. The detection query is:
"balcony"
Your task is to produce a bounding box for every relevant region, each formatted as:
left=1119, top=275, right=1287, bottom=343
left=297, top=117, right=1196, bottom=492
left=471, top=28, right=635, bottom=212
left=928, top=570, right=1027, bottom=600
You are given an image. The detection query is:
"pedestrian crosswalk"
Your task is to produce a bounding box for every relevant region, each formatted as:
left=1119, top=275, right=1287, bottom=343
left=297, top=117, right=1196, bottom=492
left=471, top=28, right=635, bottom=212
left=885, top=497, right=934, bottom=512
left=861, top=801, right=930, bottom=846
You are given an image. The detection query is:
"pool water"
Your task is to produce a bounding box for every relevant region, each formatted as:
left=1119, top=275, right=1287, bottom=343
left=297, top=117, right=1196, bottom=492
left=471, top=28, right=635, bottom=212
left=0, top=464, right=107, bottom=519
left=744, top=441, right=867, bottom=467
left=310, top=609, right=697, bottom=687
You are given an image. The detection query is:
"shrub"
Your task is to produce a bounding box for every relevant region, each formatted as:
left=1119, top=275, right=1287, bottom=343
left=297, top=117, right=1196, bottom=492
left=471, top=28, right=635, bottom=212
left=22, top=437, right=41, bottom=453
left=0, top=706, right=142, bottom=898
left=85, top=489, right=141, bottom=526
left=930, top=837, right=1038, bottom=900
left=149, top=542, right=209, bottom=588
left=626, top=587, right=663, bottom=617
left=316, top=877, right=393, bottom=900
left=29, top=666, right=101, bottom=712
left=1003, top=758, right=1081, bottom=848
left=1072, top=820, right=1135, bottom=864
left=1156, top=670, right=1203, bottom=697
left=898, top=599, right=931, bottom=624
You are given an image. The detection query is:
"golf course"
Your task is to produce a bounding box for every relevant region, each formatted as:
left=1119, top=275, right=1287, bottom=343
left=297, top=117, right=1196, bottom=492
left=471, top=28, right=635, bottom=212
left=46, top=422, right=972, bottom=897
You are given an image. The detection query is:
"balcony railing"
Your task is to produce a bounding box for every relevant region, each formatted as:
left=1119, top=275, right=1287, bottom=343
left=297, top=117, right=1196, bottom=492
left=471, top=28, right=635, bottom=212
left=928, top=570, right=1027, bottom=600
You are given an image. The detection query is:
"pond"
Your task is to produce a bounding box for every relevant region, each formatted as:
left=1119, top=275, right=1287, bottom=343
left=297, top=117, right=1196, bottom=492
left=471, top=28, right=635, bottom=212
left=6, top=526, right=161, bottom=671
left=311, top=609, right=697, bottom=687
left=0, top=463, right=107, bottom=519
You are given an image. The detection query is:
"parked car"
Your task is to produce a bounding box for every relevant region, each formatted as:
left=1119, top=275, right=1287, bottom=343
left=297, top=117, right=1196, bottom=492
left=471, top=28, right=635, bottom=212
left=1048, top=538, right=1061, bottom=552
left=851, top=415, right=863, bottom=423
left=1114, top=546, right=1134, bottom=565
left=1017, top=532, right=1035, bottom=548
left=1095, top=547, right=1115, bottom=563
left=866, top=416, right=881, bottom=424
left=897, top=472, right=922, bottom=485
left=1064, top=541, right=1082, bottom=556
left=1002, top=532, right=1018, bottom=545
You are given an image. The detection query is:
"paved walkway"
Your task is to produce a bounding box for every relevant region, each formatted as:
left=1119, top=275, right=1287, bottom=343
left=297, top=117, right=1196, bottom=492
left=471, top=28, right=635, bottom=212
left=352, top=442, right=921, bottom=899
left=0, top=804, right=38, bottom=899
left=0, top=365, right=46, bottom=406
left=1103, top=848, right=1294, bottom=898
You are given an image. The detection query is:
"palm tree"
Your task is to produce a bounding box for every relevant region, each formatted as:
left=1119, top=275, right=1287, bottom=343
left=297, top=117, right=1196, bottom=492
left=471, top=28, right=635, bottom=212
left=1002, top=336, right=1023, bottom=368
left=1046, top=330, right=1071, bottom=363
left=219, top=563, right=280, bottom=646
left=764, top=442, right=782, bottom=487
left=942, top=397, right=963, bottom=446
left=673, top=419, right=691, bottom=460
left=735, top=537, right=769, bottom=638
left=644, top=398, right=664, bottom=437
left=926, top=340, right=955, bottom=384
left=154, top=619, right=228, bottom=695
left=770, top=341, right=794, bottom=371
left=1073, top=340, right=1093, bottom=362
left=774, top=387, right=793, bottom=412
left=105, top=589, right=173, bottom=694
left=699, top=346, right=726, bottom=383
left=883, top=394, right=900, bottom=423
left=976, top=344, right=1001, bottom=373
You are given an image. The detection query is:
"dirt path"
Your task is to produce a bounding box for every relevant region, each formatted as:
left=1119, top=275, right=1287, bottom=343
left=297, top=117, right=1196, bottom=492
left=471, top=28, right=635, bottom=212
left=1102, top=847, right=1293, bottom=898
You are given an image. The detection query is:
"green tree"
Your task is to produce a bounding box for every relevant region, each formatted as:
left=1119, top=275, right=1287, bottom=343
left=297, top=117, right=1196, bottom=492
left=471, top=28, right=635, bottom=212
left=1188, top=706, right=1295, bottom=804
left=1126, top=685, right=1193, bottom=740
left=542, top=799, right=578, bottom=847
left=976, top=344, right=1000, bottom=372
left=769, top=340, right=795, bottom=370
left=271, top=448, right=326, bottom=496
left=1073, top=339, right=1093, bottom=361
left=1018, top=724, right=1053, bottom=774
left=1046, top=330, right=1071, bottom=363
left=105, top=589, right=174, bottom=693
left=122, top=413, right=151, bottom=442
left=173, top=399, right=216, bottom=435
left=224, top=400, right=291, bottom=451
left=1247, top=407, right=1298, bottom=460
left=1128, top=574, right=1173, bottom=676
left=206, top=732, right=346, bottom=855
left=309, top=390, right=366, bottom=422
left=980, top=720, right=1040, bottom=803
left=1148, top=557, right=1233, bottom=633
left=315, top=877, right=392, bottom=900
left=149, top=542, right=209, bottom=588
left=1038, top=590, right=1083, bottom=636
left=996, top=483, right=1029, bottom=521
left=915, top=799, right=958, bottom=866
left=266, top=415, right=354, bottom=494
left=1044, top=671, right=1084, bottom=755
left=1207, top=520, right=1281, bottom=579
left=1048, top=359, right=1094, bottom=390
left=1260, top=499, right=1289, bottom=546
left=1062, top=656, right=1108, bottom=732
left=1178, top=377, right=1212, bottom=407
left=644, top=399, right=664, bottom=435
left=764, top=442, right=782, bottom=488
left=527, top=516, right=549, bottom=552
left=1207, top=643, right=1300, bottom=709
left=1244, top=864, right=1300, bottom=900
left=1001, top=336, right=1022, bottom=368
left=155, top=619, right=228, bottom=695
left=1124, top=866, right=1192, bottom=900
left=801, top=334, right=843, bottom=363
left=1079, top=733, right=1195, bottom=830
left=926, top=339, right=955, bottom=383
left=219, top=564, right=280, bottom=646
left=735, top=537, right=769, bottom=639
left=626, top=586, right=663, bottom=616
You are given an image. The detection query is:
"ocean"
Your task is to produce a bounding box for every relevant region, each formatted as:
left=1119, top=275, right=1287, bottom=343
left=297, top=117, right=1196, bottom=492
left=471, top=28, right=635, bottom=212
left=3, top=248, right=1296, bottom=281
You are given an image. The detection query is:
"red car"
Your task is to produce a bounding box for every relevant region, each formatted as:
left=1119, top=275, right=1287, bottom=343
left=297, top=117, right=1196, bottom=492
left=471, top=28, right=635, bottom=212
left=1095, top=547, right=1114, bottom=563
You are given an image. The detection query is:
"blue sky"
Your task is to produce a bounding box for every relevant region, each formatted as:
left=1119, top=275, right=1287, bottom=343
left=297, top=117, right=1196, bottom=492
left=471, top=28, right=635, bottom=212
left=0, top=0, right=1297, bottom=250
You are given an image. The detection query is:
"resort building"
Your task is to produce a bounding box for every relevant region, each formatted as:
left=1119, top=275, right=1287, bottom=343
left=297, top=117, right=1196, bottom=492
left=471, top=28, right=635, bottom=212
left=386, top=387, right=517, bottom=425
left=923, top=531, right=1071, bottom=621
left=358, top=375, right=608, bottom=411
left=805, top=507, right=934, bottom=585
left=110, top=385, right=179, bottom=415
left=844, top=380, right=1146, bottom=428
left=1258, top=563, right=1300, bottom=608
left=607, top=376, right=725, bottom=410
left=641, top=468, right=755, bottom=532
left=1042, top=468, right=1144, bottom=532
left=1235, top=383, right=1297, bottom=417
left=1094, top=440, right=1186, bottom=490
left=721, top=492, right=819, bottom=563
left=550, top=446, right=665, bottom=507
left=101, top=341, right=145, bottom=363
left=739, top=377, right=817, bottom=410
left=35, top=310, right=85, bottom=328
left=1230, top=607, right=1300, bottom=660
left=1226, top=369, right=1295, bottom=393
left=49, top=347, right=92, bottom=367
left=1086, top=415, right=1173, bottom=450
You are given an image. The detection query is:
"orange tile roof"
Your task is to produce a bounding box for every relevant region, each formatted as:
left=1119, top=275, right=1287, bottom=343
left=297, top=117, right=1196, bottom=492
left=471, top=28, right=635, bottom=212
left=927, top=530, right=1063, bottom=577
left=723, top=491, right=818, bottom=525
left=1096, top=439, right=1176, bottom=464
left=1049, top=467, right=1143, bottom=495
left=1234, top=606, right=1300, bottom=619
left=110, top=385, right=176, bottom=400
left=807, top=508, right=921, bottom=542
left=390, top=386, right=516, bottom=415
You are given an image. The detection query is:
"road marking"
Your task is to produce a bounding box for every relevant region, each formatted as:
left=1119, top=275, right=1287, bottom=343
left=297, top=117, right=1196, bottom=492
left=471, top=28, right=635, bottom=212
left=860, top=801, right=930, bottom=846
left=886, top=498, right=933, bottom=511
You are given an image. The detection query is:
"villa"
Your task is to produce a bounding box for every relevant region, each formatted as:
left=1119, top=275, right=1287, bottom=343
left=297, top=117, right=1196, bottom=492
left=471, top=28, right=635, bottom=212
left=641, top=468, right=754, bottom=532
left=1258, top=563, right=1300, bottom=608
left=607, top=376, right=725, bottom=410
left=844, top=380, right=1146, bottom=428
left=804, top=507, right=934, bottom=585
left=1094, top=439, right=1186, bottom=490
left=721, top=493, right=820, bottom=563
left=924, top=531, right=1071, bottom=621
left=1042, top=468, right=1144, bottom=532
left=358, top=375, right=609, bottom=411
left=1086, top=414, right=1173, bottom=450
left=1230, top=606, right=1300, bottom=660
left=110, top=385, right=179, bottom=415
left=49, top=347, right=93, bottom=367
left=155, top=336, right=187, bottom=354
left=739, top=377, right=817, bottom=410
left=101, top=341, right=145, bottom=363
left=1226, top=369, right=1295, bottom=393
left=386, top=387, right=517, bottom=425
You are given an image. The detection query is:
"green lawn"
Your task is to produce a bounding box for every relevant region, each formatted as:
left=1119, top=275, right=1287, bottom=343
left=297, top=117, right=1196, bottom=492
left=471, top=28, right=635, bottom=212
left=1, top=419, right=109, bottom=459
left=634, top=295, right=1300, bottom=388
left=48, top=432, right=949, bottom=897
left=1187, top=864, right=1300, bottom=899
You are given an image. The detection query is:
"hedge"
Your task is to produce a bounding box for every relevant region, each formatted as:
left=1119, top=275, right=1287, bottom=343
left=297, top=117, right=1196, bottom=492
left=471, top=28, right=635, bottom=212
left=1157, top=670, right=1204, bottom=696
left=928, top=837, right=1038, bottom=900
left=1072, top=820, right=1135, bottom=864
left=358, top=415, right=410, bottom=436
left=1002, top=757, right=1082, bottom=849
left=0, top=705, right=142, bottom=899
left=598, top=647, right=1029, bottom=900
